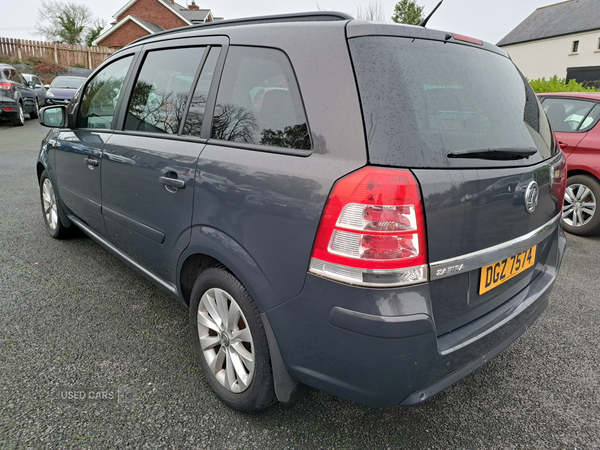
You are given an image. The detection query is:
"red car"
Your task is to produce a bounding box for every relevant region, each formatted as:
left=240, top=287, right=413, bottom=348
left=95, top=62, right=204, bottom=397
left=538, top=92, right=600, bottom=235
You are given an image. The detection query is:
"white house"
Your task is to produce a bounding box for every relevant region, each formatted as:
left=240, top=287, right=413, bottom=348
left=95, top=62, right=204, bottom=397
left=497, top=0, right=600, bottom=83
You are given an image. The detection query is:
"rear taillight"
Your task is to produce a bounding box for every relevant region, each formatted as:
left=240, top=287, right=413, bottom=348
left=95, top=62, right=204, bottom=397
left=551, top=158, right=567, bottom=205
left=0, top=82, right=13, bottom=90
left=309, top=167, right=428, bottom=287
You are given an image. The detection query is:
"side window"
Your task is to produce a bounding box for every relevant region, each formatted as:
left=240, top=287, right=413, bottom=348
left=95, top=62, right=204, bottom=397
left=15, top=71, right=26, bottom=85
left=124, top=47, right=206, bottom=134
left=183, top=47, right=220, bottom=137
left=211, top=46, right=311, bottom=150
left=543, top=98, right=595, bottom=132
left=77, top=55, right=133, bottom=129
left=580, top=104, right=600, bottom=131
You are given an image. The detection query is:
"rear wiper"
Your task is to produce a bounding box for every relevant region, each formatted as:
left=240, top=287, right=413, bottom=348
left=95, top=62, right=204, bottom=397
left=447, top=147, right=537, bottom=160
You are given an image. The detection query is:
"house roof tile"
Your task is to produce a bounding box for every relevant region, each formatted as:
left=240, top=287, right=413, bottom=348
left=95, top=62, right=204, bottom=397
left=497, top=0, right=600, bottom=47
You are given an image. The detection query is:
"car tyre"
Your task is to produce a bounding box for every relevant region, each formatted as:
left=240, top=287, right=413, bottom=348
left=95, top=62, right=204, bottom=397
left=11, top=102, right=25, bottom=126
left=562, top=174, right=600, bottom=236
left=189, top=267, right=275, bottom=412
left=30, top=98, right=39, bottom=119
left=39, top=170, right=71, bottom=239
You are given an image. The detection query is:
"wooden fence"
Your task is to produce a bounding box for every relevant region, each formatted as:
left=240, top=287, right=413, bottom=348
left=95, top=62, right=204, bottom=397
left=0, top=37, right=116, bottom=70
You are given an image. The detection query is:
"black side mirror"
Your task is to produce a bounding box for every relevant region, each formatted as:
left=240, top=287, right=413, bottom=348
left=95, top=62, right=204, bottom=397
left=39, top=105, right=67, bottom=128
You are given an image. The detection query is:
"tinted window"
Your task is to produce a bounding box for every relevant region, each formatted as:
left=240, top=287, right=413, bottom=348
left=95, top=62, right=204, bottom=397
left=77, top=56, right=133, bottom=129
left=542, top=97, right=599, bottom=132
left=349, top=37, right=554, bottom=168
left=211, top=46, right=311, bottom=150
left=125, top=47, right=206, bottom=134
left=183, top=47, right=220, bottom=137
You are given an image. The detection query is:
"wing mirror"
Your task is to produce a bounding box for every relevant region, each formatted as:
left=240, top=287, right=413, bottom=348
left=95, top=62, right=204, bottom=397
left=39, top=105, right=67, bottom=128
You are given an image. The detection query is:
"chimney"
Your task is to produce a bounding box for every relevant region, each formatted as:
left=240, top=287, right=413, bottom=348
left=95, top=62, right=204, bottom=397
left=188, top=0, right=199, bottom=9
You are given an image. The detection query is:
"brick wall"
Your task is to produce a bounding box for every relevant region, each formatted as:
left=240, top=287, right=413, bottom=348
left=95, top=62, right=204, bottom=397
left=117, top=0, right=188, bottom=29
left=97, top=21, right=150, bottom=48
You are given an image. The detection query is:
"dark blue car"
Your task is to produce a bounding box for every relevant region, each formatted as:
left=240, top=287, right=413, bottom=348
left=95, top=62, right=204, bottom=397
left=44, top=76, right=86, bottom=106
left=35, top=12, right=567, bottom=412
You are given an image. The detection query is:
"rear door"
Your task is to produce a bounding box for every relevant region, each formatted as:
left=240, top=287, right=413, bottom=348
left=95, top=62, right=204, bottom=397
left=101, top=37, right=225, bottom=284
left=349, top=32, right=565, bottom=335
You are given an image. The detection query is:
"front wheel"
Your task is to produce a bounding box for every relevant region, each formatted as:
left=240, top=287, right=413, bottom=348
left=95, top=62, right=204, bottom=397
left=39, top=170, right=70, bottom=239
left=189, top=267, right=275, bottom=412
left=562, top=174, right=600, bottom=236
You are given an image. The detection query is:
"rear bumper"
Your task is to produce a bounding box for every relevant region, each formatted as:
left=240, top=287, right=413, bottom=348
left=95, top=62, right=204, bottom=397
left=265, top=226, right=566, bottom=407
left=0, top=99, right=19, bottom=117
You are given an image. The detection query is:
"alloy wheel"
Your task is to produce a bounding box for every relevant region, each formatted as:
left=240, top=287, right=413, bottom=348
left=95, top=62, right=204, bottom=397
left=197, top=287, right=255, bottom=393
left=563, top=183, right=596, bottom=227
left=42, top=178, right=59, bottom=230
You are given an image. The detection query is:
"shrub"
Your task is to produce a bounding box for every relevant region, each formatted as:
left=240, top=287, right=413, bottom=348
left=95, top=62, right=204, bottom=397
left=528, top=75, right=598, bottom=93
left=32, top=61, right=66, bottom=75
left=0, top=54, right=21, bottom=64
left=72, top=63, right=85, bottom=69
left=23, top=55, right=53, bottom=65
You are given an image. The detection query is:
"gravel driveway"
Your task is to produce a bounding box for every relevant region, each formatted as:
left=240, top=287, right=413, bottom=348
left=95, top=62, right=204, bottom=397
left=1, top=117, right=598, bottom=449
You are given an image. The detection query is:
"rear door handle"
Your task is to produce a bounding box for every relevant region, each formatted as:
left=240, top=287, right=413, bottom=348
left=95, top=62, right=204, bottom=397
left=159, top=176, right=185, bottom=189
left=558, top=141, right=568, bottom=149
left=84, top=157, right=99, bottom=167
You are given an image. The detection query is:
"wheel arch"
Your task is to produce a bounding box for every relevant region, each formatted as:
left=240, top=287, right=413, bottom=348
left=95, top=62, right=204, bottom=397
left=36, top=161, right=46, bottom=182
left=567, top=168, right=599, bottom=181
left=177, top=226, right=276, bottom=312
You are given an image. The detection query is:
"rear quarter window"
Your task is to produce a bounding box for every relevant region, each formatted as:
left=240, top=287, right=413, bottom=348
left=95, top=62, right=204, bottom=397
left=210, top=46, right=311, bottom=151
left=349, top=37, right=555, bottom=168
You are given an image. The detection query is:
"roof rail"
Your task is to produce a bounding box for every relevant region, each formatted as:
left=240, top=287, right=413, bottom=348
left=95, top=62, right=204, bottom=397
left=129, top=11, right=354, bottom=46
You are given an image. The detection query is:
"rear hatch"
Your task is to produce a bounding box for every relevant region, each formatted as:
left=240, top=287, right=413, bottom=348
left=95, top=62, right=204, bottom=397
left=348, top=25, right=565, bottom=336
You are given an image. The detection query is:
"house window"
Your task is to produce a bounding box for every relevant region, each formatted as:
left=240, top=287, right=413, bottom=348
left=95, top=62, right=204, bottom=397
left=572, top=40, right=579, bottom=53
left=597, top=37, right=600, bottom=50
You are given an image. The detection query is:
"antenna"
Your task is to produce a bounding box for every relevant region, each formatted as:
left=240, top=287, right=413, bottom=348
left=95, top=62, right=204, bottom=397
left=419, top=0, right=444, bottom=27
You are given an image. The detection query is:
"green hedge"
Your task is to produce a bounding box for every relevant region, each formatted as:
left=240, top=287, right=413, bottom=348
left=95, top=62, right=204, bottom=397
left=528, top=75, right=598, bottom=93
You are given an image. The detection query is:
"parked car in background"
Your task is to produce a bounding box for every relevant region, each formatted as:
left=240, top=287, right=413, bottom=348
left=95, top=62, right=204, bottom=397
left=538, top=92, right=600, bottom=235
left=44, top=76, right=86, bottom=106
left=36, top=12, right=567, bottom=412
left=22, top=73, right=46, bottom=107
left=0, top=63, right=38, bottom=126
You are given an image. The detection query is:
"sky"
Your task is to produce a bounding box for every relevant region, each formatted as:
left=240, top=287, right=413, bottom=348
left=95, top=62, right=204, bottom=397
left=1, top=0, right=557, bottom=45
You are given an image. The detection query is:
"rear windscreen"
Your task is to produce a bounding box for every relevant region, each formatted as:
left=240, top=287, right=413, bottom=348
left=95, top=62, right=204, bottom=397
left=349, top=37, right=556, bottom=168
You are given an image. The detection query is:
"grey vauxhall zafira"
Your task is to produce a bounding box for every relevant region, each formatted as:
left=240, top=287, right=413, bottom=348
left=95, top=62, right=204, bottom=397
left=36, top=12, right=567, bottom=411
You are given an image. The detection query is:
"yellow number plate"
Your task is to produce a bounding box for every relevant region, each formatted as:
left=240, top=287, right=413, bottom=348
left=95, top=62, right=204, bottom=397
left=479, top=245, right=537, bottom=295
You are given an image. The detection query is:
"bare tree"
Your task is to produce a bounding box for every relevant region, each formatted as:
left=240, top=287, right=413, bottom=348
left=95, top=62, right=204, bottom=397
left=35, top=0, right=105, bottom=45
left=355, top=1, right=387, bottom=22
